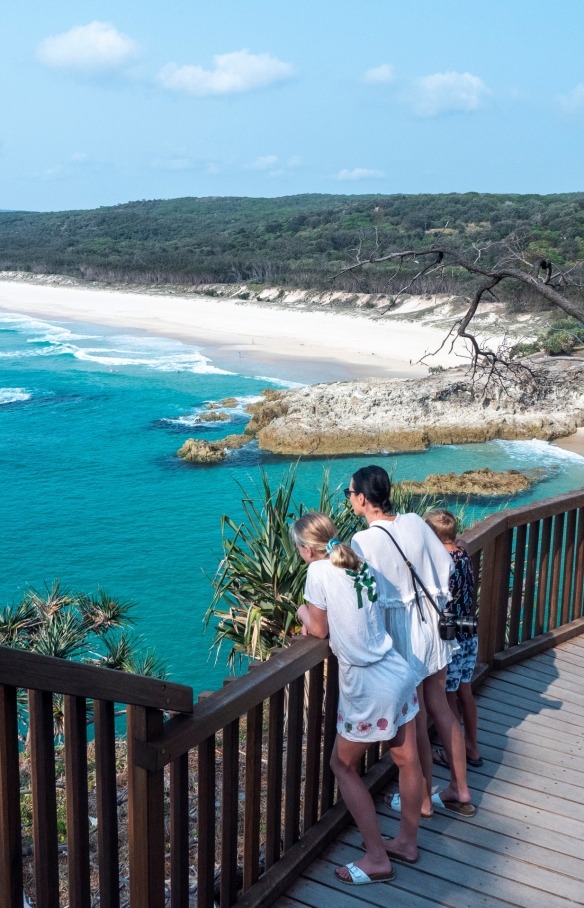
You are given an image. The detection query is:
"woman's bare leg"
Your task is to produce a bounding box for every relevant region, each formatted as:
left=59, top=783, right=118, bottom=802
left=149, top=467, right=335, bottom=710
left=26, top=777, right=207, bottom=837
left=331, top=735, right=392, bottom=880
left=424, top=668, right=471, bottom=803
left=414, top=683, right=434, bottom=815
left=382, top=719, right=423, bottom=860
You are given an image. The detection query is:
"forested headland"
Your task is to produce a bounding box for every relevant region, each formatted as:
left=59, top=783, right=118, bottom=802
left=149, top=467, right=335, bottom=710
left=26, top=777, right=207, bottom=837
left=1, top=192, right=584, bottom=311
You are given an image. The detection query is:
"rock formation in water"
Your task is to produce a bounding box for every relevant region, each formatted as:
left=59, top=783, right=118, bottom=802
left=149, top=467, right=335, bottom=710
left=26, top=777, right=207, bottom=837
left=401, top=467, right=540, bottom=498
left=177, top=434, right=251, bottom=464
left=250, top=360, right=584, bottom=456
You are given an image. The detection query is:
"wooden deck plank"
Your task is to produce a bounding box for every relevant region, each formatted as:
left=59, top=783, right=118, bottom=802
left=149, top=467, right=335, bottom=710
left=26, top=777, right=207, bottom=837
left=374, top=804, right=584, bottom=877
left=487, top=672, right=584, bottom=713
left=475, top=690, right=584, bottom=736
left=481, top=678, right=583, bottom=721
left=431, top=761, right=584, bottom=821
left=476, top=707, right=583, bottom=750
left=462, top=745, right=584, bottom=789
left=535, top=652, right=584, bottom=676
left=504, top=662, right=584, bottom=702
left=476, top=725, right=584, bottom=769
left=289, top=862, right=443, bottom=908
left=330, top=835, right=580, bottom=908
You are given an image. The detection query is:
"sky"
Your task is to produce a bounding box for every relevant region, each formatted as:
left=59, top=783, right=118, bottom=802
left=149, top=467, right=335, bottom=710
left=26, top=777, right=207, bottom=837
left=1, top=0, right=584, bottom=211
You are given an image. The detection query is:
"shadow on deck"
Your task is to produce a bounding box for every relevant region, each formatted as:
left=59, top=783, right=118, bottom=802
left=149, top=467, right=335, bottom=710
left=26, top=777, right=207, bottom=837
left=277, top=637, right=584, bottom=908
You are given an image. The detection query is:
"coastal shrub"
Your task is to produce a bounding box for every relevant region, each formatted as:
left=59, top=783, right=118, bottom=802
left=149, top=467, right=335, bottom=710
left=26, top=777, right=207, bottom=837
left=206, top=467, right=469, bottom=667
left=510, top=317, right=584, bottom=358
left=0, top=580, right=167, bottom=741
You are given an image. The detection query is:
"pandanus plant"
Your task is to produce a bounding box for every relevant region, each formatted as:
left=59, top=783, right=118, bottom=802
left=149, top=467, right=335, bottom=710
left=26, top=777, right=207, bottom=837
left=0, top=580, right=167, bottom=742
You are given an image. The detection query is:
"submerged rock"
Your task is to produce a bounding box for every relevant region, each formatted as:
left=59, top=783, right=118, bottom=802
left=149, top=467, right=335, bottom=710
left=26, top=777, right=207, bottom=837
left=197, top=411, right=230, bottom=423
left=177, top=434, right=251, bottom=464
left=251, top=361, right=584, bottom=456
left=401, top=468, right=540, bottom=498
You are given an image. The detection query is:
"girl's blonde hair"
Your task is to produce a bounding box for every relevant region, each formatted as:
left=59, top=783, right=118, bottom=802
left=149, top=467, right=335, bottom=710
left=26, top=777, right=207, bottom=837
left=424, top=508, right=458, bottom=544
left=291, top=512, right=360, bottom=570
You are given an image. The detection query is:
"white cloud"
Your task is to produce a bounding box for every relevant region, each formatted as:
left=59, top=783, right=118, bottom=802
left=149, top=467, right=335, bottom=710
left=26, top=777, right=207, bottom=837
left=558, top=83, right=584, bottom=115
left=71, top=152, right=89, bottom=163
left=335, top=168, right=385, bottom=181
left=37, top=21, right=138, bottom=73
left=409, top=71, right=490, bottom=117
left=248, top=155, right=279, bottom=170
left=157, top=49, right=293, bottom=97
left=363, top=64, right=394, bottom=84
left=288, top=156, right=302, bottom=168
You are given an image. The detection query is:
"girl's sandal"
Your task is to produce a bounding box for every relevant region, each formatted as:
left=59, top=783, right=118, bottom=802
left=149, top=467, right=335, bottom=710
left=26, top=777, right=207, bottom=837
left=334, top=862, right=396, bottom=885
left=431, top=791, right=476, bottom=818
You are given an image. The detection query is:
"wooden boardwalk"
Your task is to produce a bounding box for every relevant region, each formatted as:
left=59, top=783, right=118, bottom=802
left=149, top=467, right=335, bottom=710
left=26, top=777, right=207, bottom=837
left=276, top=636, right=584, bottom=908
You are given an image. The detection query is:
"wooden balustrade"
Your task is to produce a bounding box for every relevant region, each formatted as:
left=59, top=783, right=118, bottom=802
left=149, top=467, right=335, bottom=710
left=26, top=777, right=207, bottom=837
left=2, top=488, right=584, bottom=908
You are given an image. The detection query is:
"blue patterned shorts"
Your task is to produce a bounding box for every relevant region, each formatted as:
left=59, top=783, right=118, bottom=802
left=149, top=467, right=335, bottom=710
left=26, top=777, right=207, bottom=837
left=446, top=635, right=478, bottom=692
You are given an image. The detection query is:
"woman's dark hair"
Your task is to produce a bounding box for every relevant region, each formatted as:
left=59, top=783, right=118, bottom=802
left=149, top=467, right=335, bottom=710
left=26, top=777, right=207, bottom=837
left=351, top=465, right=392, bottom=513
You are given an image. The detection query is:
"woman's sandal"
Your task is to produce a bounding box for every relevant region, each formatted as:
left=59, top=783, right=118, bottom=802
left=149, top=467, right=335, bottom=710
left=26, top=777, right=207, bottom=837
left=431, top=791, right=476, bottom=818
left=358, top=837, right=420, bottom=865
left=433, top=747, right=483, bottom=769
left=334, top=862, right=396, bottom=885
left=385, top=792, right=433, bottom=819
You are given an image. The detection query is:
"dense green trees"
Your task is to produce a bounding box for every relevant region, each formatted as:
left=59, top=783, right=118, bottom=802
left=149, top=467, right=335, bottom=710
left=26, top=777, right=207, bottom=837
left=1, top=192, right=584, bottom=307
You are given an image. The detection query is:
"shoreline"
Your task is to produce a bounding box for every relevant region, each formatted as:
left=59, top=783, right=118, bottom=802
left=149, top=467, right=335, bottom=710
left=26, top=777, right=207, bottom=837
left=553, top=428, right=584, bottom=457
left=0, top=278, right=479, bottom=381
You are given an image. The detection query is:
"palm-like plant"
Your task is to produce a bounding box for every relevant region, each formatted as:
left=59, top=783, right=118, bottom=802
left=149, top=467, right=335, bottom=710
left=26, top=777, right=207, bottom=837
left=206, top=466, right=470, bottom=667
left=0, top=580, right=167, bottom=741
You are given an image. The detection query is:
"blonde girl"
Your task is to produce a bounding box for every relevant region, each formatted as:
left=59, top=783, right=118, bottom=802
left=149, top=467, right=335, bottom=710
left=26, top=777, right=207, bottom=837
left=292, top=512, right=423, bottom=886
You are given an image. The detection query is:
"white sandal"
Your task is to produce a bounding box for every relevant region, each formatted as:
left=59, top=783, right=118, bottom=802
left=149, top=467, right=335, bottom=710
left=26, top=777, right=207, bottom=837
left=334, top=861, right=396, bottom=885
left=384, top=792, right=433, bottom=819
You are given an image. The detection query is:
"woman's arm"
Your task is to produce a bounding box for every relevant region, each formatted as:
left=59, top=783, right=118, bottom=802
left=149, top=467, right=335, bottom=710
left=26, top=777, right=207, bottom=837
left=297, top=603, right=329, bottom=639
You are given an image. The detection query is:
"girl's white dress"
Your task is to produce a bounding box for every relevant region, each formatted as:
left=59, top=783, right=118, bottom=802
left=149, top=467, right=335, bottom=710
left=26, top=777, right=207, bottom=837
left=304, top=558, right=418, bottom=743
left=352, top=514, right=457, bottom=686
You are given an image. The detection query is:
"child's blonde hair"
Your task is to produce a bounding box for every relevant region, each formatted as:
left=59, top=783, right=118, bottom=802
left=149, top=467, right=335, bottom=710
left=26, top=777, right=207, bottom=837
left=291, top=512, right=360, bottom=570
left=424, top=508, right=458, bottom=544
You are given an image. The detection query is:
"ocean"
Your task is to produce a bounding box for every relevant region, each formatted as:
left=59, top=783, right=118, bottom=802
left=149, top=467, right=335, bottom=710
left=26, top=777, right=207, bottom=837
left=2, top=308, right=584, bottom=694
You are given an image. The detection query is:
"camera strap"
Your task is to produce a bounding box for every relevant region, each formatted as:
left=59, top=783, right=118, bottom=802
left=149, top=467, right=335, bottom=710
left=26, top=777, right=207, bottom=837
left=372, top=525, right=443, bottom=623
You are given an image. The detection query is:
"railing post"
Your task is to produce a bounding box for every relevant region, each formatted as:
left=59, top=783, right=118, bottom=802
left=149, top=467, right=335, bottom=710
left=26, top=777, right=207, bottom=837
left=29, top=690, right=60, bottom=908
left=0, top=685, right=23, bottom=908
left=478, top=527, right=511, bottom=666
left=64, top=695, right=91, bottom=908
left=127, top=705, right=165, bottom=908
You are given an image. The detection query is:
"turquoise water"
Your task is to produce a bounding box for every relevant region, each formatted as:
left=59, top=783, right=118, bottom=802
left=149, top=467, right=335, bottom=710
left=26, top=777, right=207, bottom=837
left=2, top=308, right=584, bottom=694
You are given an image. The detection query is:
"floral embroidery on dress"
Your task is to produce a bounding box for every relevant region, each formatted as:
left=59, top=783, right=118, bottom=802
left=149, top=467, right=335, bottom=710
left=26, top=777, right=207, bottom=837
left=393, top=713, right=400, bottom=724
left=344, top=721, right=353, bottom=733
left=376, top=718, right=388, bottom=730
left=412, top=693, right=418, bottom=706
left=337, top=711, right=343, bottom=724
left=345, top=562, right=378, bottom=609
left=356, top=721, right=372, bottom=733
left=401, top=702, right=409, bottom=715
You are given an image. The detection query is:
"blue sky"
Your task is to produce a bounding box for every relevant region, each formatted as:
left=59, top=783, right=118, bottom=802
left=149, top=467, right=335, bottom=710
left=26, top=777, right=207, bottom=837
left=2, top=0, right=584, bottom=211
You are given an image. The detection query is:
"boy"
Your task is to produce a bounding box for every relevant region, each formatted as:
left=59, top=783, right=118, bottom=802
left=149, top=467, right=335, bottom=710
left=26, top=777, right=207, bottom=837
left=423, top=509, right=483, bottom=769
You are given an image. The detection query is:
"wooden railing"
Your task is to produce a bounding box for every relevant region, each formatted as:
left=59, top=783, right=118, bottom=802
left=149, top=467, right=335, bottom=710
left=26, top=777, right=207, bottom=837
left=2, top=488, right=584, bottom=908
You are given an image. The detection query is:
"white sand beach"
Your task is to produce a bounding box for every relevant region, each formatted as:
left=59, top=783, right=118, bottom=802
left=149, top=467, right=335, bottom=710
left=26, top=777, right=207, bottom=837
left=0, top=277, right=477, bottom=379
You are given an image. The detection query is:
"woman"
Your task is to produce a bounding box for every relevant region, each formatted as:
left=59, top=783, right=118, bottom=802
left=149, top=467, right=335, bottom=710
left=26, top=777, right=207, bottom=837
left=348, top=465, right=475, bottom=819
left=292, top=511, right=424, bottom=884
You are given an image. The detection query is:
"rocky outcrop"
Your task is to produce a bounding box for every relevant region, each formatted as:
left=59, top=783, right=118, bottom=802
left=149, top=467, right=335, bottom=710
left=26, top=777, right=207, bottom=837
left=402, top=468, right=540, bottom=498
left=253, top=361, right=584, bottom=455
left=197, top=411, right=230, bottom=423
left=177, top=434, right=251, bottom=464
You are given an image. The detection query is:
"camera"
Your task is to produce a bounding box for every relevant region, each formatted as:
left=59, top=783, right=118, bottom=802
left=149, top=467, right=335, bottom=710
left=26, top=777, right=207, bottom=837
left=438, top=607, right=479, bottom=641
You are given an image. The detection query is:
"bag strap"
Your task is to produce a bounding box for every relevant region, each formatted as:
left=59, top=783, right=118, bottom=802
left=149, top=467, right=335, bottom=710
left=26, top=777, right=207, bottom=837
left=372, top=524, right=442, bottom=621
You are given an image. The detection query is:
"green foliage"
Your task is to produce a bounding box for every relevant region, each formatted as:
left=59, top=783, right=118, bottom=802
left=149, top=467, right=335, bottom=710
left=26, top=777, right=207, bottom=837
left=206, top=467, right=468, bottom=667
left=510, top=316, right=584, bottom=359
left=2, top=192, right=584, bottom=308
left=0, top=579, right=165, bottom=675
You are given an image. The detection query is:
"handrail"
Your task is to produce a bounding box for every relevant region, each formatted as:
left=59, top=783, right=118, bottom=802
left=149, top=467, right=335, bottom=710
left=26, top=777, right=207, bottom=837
left=460, top=488, right=584, bottom=552
left=133, top=636, right=330, bottom=771
left=0, top=645, right=193, bottom=712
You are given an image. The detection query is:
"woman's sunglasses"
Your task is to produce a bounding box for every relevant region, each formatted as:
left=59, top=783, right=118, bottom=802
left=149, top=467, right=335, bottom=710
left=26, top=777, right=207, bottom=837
left=343, top=488, right=357, bottom=500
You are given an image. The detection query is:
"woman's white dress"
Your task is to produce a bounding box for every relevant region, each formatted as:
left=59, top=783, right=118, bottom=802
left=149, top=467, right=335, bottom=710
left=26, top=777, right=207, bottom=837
left=304, top=558, right=418, bottom=743
left=352, top=514, right=457, bottom=686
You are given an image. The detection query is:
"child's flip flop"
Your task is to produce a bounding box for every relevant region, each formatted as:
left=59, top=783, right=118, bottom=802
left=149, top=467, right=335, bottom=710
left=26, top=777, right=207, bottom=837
left=432, top=747, right=450, bottom=769
left=431, top=791, right=476, bottom=818
left=334, top=862, right=396, bottom=885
